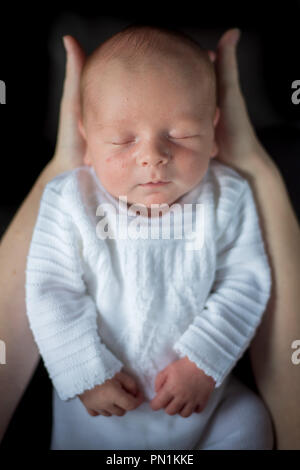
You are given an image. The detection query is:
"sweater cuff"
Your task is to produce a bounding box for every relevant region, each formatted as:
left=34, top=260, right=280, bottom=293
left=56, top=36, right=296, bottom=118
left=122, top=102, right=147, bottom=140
left=172, top=325, right=240, bottom=388
left=49, top=345, right=124, bottom=401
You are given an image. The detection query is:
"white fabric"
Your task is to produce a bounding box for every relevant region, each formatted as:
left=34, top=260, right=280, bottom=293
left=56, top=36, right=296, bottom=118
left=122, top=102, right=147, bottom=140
left=50, top=373, right=230, bottom=450
left=25, top=159, right=272, bottom=449
left=50, top=374, right=274, bottom=450
left=194, top=375, right=274, bottom=450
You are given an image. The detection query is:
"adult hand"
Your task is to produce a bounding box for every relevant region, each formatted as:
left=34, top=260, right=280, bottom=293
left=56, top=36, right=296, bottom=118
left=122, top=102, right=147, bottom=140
left=51, top=35, right=86, bottom=173
left=210, top=29, right=275, bottom=176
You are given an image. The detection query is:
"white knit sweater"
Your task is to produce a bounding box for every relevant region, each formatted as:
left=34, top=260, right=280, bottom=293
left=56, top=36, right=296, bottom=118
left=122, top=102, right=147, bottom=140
left=25, top=160, right=271, bottom=403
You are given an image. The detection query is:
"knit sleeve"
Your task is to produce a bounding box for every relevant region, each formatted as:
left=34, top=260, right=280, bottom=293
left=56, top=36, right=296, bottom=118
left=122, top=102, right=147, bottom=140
left=173, top=179, right=272, bottom=388
left=25, top=178, right=124, bottom=401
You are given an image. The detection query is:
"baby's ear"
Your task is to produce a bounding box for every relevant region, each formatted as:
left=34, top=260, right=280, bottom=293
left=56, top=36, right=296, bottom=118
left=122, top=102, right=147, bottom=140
left=78, top=118, right=91, bottom=166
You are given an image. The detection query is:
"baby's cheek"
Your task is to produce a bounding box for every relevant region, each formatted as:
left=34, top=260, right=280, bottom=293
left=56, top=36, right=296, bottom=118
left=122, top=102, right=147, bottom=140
left=102, top=154, right=132, bottom=190
left=105, top=153, right=128, bottom=170
left=176, top=152, right=209, bottom=185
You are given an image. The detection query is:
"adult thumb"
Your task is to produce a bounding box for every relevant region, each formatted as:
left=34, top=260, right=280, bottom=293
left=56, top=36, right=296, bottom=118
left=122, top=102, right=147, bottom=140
left=61, top=35, right=86, bottom=101
left=216, top=28, right=241, bottom=92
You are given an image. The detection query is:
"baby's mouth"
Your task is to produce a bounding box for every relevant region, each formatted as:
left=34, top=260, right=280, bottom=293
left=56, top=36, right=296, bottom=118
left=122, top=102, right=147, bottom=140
left=140, top=180, right=171, bottom=187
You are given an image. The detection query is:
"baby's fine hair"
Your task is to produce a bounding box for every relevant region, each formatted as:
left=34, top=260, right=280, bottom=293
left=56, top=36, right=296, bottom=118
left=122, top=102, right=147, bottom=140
left=80, top=22, right=216, bottom=121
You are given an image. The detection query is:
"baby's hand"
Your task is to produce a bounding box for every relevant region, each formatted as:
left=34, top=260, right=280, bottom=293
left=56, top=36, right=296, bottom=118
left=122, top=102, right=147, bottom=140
left=78, top=371, right=145, bottom=417
left=150, top=356, right=216, bottom=418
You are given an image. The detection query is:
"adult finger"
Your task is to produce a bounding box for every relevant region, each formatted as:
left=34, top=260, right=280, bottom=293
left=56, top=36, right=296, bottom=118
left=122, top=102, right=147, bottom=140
left=214, top=27, right=259, bottom=155
left=54, top=35, right=86, bottom=160
left=61, top=35, right=86, bottom=104
left=216, top=28, right=241, bottom=92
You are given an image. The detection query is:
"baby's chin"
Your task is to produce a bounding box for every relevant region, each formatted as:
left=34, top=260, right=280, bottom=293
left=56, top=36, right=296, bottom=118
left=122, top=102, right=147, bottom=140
left=126, top=192, right=183, bottom=210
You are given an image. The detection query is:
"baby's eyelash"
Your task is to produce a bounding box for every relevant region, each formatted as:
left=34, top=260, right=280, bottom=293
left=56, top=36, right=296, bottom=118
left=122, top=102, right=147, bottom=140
left=111, top=141, right=133, bottom=146
left=170, top=135, right=200, bottom=140
left=110, top=135, right=200, bottom=145
left=111, top=139, right=138, bottom=146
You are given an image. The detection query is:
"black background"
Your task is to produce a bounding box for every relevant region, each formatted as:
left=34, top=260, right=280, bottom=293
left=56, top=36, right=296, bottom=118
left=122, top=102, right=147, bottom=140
left=0, top=3, right=299, bottom=216
left=0, top=2, right=299, bottom=451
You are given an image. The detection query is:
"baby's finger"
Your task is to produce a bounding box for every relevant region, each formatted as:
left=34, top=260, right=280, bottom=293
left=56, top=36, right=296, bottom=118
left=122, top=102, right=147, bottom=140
left=116, top=387, right=144, bottom=411
left=155, top=370, right=167, bottom=393
left=107, top=404, right=126, bottom=416
left=87, top=408, right=99, bottom=417
left=194, top=404, right=202, bottom=413
left=118, top=371, right=139, bottom=396
left=92, top=410, right=111, bottom=416
left=134, top=388, right=145, bottom=406
left=96, top=409, right=112, bottom=417
left=194, top=402, right=205, bottom=413
left=150, top=389, right=173, bottom=411
left=179, top=403, right=195, bottom=418
left=164, top=399, right=185, bottom=416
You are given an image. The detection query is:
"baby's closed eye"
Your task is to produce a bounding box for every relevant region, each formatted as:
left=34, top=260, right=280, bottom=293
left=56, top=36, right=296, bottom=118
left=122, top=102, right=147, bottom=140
left=168, top=134, right=201, bottom=140
left=111, top=139, right=136, bottom=146
left=108, top=134, right=202, bottom=145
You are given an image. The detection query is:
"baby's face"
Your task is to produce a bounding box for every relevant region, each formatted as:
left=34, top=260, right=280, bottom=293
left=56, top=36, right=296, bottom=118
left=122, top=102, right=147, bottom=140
left=79, top=58, right=219, bottom=209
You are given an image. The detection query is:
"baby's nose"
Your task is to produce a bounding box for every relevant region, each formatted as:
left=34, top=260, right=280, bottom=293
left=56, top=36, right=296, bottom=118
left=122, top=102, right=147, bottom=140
left=136, top=145, right=171, bottom=167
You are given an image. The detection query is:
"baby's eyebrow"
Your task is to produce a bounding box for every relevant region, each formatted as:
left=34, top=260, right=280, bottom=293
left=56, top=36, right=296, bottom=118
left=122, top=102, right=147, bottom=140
left=97, top=121, right=127, bottom=129
left=97, top=115, right=205, bottom=129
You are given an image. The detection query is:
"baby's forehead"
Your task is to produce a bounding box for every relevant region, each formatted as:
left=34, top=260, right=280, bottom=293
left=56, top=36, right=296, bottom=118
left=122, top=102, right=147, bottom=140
left=85, top=59, right=213, bottom=122
left=81, top=32, right=216, bottom=121
left=86, top=52, right=213, bottom=99
left=83, top=27, right=214, bottom=88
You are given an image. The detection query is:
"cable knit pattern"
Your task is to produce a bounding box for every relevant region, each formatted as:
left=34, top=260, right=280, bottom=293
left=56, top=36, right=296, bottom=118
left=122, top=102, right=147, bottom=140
left=25, top=159, right=271, bottom=402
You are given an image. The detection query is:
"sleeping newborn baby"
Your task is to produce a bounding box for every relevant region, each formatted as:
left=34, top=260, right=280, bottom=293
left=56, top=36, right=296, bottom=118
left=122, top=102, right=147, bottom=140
left=25, top=24, right=274, bottom=450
